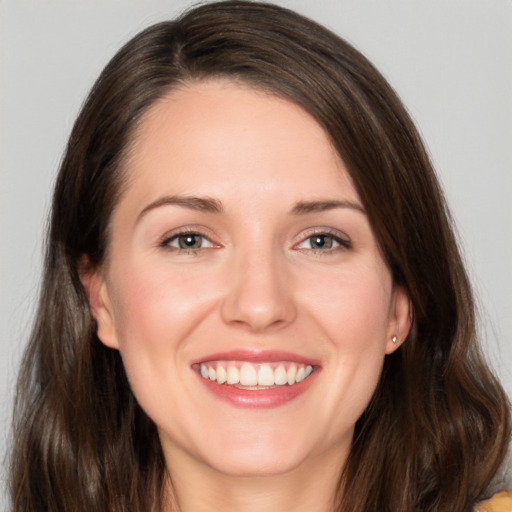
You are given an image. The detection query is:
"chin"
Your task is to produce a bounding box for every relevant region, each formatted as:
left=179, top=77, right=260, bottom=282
left=194, top=425, right=320, bottom=478
left=205, top=449, right=305, bottom=478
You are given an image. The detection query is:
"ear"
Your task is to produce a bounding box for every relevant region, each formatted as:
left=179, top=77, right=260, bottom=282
left=385, top=285, right=412, bottom=354
left=79, top=255, right=120, bottom=350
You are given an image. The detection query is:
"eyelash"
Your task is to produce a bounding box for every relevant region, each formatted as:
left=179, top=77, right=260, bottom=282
left=159, top=229, right=218, bottom=254
left=294, top=228, right=351, bottom=253
left=158, top=228, right=351, bottom=255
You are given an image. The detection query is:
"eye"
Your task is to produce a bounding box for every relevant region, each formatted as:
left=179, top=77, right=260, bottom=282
left=296, top=231, right=350, bottom=251
left=161, top=232, right=215, bottom=251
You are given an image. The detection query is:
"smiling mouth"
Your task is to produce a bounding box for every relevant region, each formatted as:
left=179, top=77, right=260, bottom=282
left=195, top=361, right=314, bottom=388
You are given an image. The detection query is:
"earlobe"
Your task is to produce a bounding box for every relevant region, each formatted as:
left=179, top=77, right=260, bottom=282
left=385, top=285, right=412, bottom=354
left=79, top=256, right=120, bottom=350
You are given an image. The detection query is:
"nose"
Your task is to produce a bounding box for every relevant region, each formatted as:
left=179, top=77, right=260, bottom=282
left=220, top=248, right=297, bottom=332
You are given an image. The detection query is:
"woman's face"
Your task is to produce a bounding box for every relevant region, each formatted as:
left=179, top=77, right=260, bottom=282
left=88, top=80, right=410, bottom=477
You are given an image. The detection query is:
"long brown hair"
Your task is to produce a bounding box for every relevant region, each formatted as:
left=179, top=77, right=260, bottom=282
left=10, top=2, right=510, bottom=511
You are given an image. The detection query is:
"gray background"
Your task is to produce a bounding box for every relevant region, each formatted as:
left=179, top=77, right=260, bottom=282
left=1, top=0, right=511, bottom=506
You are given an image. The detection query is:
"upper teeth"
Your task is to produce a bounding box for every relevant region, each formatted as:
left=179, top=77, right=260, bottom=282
left=199, top=361, right=313, bottom=387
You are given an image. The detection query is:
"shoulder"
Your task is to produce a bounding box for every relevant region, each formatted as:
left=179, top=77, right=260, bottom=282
left=475, top=442, right=512, bottom=511
left=474, top=491, right=512, bottom=512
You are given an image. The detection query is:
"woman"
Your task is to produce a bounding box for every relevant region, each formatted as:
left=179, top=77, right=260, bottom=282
left=9, top=1, right=510, bottom=511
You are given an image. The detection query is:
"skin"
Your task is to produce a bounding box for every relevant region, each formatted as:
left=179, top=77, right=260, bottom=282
left=84, top=80, right=411, bottom=512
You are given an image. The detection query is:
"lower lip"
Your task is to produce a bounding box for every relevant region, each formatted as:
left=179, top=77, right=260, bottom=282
left=195, top=370, right=318, bottom=409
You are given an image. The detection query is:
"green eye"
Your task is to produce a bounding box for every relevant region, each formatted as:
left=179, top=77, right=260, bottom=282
left=177, top=234, right=204, bottom=249
left=296, top=232, right=351, bottom=251
left=308, top=234, right=336, bottom=249
left=163, top=233, right=214, bottom=250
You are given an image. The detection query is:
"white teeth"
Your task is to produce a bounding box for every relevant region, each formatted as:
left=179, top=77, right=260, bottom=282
left=239, top=363, right=258, bottom=386
left=226, top=365, right=240, bottom=385
left=287, top=365, right=297, bottom=385
left=199, top=361, right=315, bottom=387
left=274, top=365, right=288, bottom=386
left=216, top=365, right=227, bottom=384
left=258, top=364, right=275, bottom=386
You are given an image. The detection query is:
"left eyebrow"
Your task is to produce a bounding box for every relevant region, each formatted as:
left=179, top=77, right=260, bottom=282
left=136, top=195, right=224, bottom=224
left=291, top=199, right=366, bottom=215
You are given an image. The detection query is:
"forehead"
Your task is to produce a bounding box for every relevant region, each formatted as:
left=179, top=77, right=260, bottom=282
left=119, top=79, right=359, bottom=209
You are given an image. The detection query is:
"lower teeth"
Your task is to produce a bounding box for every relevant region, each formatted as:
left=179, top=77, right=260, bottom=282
left=233, top=384, right=279, bottom=390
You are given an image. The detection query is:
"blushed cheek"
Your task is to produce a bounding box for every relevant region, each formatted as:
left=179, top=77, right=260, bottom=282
left=109, top=261, right=219, bottom=356
left=309, top=271, right=391, bottom=349
left=107, top=270, right=179, bottom=410
left=108, top=264, right=174, bottom=354
left=329, top=277, right=391, bottom=412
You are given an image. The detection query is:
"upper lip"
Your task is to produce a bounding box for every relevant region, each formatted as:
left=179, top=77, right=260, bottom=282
left=191, top=349, right=321, bottom=366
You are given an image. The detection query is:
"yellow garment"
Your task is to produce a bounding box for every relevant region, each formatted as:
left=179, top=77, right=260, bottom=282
left=474, top=491, right=512, bottom=512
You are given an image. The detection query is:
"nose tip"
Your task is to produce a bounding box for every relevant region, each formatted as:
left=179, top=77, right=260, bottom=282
left=229, top=299, right=289, bottom=332
left=220, top=255, right=296, bottom=332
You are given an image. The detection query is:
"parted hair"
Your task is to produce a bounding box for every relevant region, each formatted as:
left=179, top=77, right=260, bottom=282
left=10, top=2, right=510, bottom=511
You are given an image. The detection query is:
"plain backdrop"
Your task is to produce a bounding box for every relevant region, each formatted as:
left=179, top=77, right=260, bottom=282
left=1, top=0, right=511, bottom=506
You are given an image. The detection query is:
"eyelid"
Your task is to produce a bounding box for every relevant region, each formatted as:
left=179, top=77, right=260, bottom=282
left=293, top=227, right=352, bottom=251
left=158, top=226, right=221, bottom=250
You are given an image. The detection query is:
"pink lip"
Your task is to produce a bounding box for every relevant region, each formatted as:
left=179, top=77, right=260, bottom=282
left=191, top=349, right=321, bottom=409
left=191, top=349, right=321, bottom=366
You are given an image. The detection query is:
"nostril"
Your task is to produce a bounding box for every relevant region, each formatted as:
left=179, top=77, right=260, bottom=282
left=221, top=299, right=296, bottom=332
left=220, top=268, right=296, bottom=331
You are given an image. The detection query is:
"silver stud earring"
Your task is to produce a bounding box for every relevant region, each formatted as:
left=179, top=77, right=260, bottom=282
left=392, top=335, right=397, bottom=344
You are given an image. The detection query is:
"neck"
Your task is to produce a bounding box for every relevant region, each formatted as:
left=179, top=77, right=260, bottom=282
left=162, top=445, right=348, bottom=512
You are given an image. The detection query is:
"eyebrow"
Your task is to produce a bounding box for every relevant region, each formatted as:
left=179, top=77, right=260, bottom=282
left=136, top=195, right=366, bottom=223
left=137, top=195, right=224, bottom=222
left=292, top=199, right=366, bottom=215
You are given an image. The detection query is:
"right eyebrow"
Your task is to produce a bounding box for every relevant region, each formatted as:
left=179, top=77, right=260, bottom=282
left=136, top=195, right=224, bottom=224
left=291, top=199, right=366, bottom=215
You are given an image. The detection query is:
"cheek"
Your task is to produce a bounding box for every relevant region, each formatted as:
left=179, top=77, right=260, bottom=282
left=108, top=266, right=177, bottom=402
left=105, top=258, right=220, bottom=428
left=105, top=255, right=230, bottom=407
left=109, top=255, right=216, bottom=348
left=300, top=259, right=392, bottom=348
left=297, top=260, right=392, bottom=426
